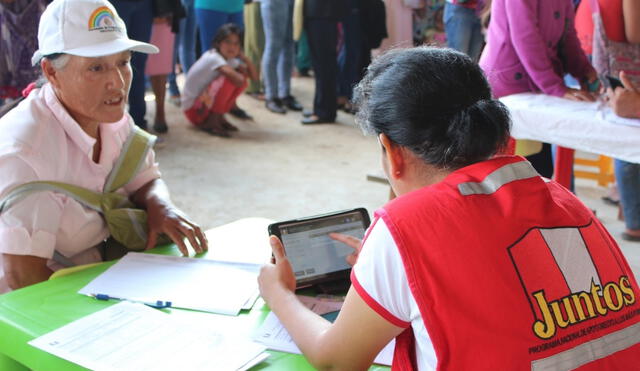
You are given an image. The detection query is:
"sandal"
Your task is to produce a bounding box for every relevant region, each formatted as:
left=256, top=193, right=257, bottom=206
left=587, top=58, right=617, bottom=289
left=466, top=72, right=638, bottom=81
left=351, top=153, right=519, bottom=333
left=221, top=120, right=239, bottom=131
left=229, top=107, right=253, bottom=120
left=200, top=126, right=231, bottom=138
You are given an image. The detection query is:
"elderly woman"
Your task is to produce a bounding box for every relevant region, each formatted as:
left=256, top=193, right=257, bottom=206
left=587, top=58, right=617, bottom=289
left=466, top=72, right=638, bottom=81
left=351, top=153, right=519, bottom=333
left=0, top=0, right=207, bottom=293
left=258, top=47, right=640, bottom=370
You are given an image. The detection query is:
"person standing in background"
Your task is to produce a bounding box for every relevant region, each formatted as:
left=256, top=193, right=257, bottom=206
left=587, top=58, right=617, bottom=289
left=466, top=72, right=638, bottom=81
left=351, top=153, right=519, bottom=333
left=295, top=31, right=312, bottom=77
left=110, top=0, right=155, bottom=129
left=261, top=0, right=303, bottom=114
left=479, top=0, right=597, bottom=178
left=376, top=0, right=411, bottom=52
left=166, top=0, right=199, bottom=105
left=575, top=0, right=640, bottom=242
left=443, top=0, right=485, bottom=61
left=337, top=0, right=387, bottom=114
left=302, top=0, right=347, bottom=124
left=0, top=0, right=45, bottom=105
left=243, top=0, right=265, bottom=100
left=145, top=0, right=184, bottom=134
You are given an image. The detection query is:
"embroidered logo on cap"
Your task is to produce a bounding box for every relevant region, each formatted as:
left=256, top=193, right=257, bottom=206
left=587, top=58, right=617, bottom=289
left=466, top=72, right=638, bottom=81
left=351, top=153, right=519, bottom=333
left=87, top=6, right=120, bottom=32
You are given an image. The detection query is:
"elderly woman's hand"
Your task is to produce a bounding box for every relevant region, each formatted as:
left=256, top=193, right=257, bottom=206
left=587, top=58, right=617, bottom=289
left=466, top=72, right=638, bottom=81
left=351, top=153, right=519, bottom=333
left=132, top=178, right=208, bottom=256
left=258, top=236, right=296, bottom=306
left=146, top=203, right=208, bottom=256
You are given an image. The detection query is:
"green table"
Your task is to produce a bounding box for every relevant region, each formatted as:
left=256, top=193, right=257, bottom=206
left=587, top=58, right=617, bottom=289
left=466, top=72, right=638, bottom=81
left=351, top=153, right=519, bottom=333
left=0, top=245, right=389, bottom=370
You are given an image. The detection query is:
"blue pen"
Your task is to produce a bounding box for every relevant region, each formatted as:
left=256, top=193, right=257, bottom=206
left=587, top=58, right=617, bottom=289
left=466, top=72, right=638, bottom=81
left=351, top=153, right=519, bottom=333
left=92, top=293, right=172, bottom=309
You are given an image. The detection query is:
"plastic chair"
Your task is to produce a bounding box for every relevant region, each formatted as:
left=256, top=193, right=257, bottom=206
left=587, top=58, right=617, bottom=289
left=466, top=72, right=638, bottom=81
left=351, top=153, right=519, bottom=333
left=574, top=154, right=615, bottom=187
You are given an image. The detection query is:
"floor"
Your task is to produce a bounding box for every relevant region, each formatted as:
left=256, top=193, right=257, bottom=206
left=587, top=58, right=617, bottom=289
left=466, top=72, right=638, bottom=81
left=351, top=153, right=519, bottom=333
left=147, top=75, right=640, bottom=282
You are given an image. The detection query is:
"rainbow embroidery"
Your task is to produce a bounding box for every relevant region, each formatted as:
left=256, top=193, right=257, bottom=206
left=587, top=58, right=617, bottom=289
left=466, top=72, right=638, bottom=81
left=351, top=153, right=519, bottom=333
left=88, top=6, right=116, bottom=30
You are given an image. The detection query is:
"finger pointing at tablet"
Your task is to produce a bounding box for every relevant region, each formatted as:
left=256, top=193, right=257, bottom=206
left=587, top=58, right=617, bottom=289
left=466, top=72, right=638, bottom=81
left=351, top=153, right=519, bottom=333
left=329, top=233, right=362, bottom=266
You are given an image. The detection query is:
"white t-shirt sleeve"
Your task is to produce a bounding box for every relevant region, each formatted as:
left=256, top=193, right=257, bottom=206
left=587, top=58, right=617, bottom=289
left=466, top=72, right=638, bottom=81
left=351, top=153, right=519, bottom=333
left=209, top=51, right=228, bottom=72
left=352, top=217, right=414, bottom=328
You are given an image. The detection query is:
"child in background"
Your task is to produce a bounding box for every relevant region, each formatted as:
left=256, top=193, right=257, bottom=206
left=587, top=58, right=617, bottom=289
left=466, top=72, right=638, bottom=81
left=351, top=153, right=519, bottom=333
left=181, top=23, right=258, bottom=137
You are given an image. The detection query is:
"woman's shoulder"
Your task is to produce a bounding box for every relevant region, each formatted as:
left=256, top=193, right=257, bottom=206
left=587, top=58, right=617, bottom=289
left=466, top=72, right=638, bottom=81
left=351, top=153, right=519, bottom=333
left=0, top=88, right=57, bottom=155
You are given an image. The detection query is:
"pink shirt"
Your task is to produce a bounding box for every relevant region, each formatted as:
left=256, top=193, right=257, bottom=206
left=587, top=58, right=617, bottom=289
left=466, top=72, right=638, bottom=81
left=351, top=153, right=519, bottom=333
left=0, top=83, right=161, bottom=293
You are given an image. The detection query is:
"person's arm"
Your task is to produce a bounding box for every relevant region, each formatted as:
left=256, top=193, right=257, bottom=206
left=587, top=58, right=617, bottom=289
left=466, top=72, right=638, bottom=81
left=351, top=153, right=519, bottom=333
left=623, top=0, right=640, bottom=44
left=238, top=53, right=259, bottom=82
left=259, top=236, right=404, bottom=370
left=505, top=0, right=566, bottom=97
left=562, top=1, right=596, bottom=83
left=2, top=254, right=52, bottom=289
left=607, top=71, right=640, bottom=118
left=130, top=178, right=207, bottom=256
left=0, top=158, right=63, bottom=290
left=218, top=65, right=246, bottom=87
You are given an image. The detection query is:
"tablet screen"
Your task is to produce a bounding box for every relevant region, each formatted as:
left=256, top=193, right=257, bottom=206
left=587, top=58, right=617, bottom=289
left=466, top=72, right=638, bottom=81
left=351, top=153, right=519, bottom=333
left=278, top=211, right=367, bottom=285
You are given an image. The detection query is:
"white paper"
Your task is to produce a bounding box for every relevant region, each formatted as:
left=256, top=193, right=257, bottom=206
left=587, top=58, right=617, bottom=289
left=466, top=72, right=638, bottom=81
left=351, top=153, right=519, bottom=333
left=203, top=217, right=274, bottom=265
left=79, top=253, right=260, bottom=315
left=253, top=296, right=394, bottom=366
left=29, top=302, right=268, bottom=371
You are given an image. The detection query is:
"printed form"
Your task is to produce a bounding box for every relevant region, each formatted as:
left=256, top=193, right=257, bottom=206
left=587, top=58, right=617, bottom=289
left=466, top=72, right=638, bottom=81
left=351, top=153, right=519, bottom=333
left=29, top=302, right=268, bottom=371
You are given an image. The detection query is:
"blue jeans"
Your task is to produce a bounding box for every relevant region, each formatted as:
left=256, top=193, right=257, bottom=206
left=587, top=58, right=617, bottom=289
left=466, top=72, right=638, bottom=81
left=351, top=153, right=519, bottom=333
left=168, top=0, right=198, bottom=97
left=110, top=0, right=153, bottom=128
left=261, top=0, right=294, bottom=100
left=615, top=159, right=640, bottom=230
left=195, top=8, right=243, bottom=51
left=444, top=2, right=483, bottom=61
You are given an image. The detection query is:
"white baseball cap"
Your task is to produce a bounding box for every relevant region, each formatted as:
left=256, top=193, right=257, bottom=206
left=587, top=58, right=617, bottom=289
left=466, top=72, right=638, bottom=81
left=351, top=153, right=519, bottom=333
left=31, top=0, right=158, bottom=66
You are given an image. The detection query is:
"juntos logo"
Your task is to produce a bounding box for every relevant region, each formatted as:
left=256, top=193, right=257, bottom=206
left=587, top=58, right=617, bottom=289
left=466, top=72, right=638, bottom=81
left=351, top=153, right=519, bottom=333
left=531, top=276, right=636, bottom=339
left=508, top=224, right=640, bottom=343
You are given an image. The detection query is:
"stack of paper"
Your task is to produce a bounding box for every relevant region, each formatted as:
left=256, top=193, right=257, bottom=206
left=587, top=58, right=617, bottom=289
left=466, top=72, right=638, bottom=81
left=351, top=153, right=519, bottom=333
left=29, top=302, right=269, bottom=371
left=79, top=253, right=260, bottom=315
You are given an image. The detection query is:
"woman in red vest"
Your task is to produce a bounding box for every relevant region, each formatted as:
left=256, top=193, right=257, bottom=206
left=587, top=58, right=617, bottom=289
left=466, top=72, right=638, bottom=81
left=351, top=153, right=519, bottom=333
left=258, top=47, right=640, bottom=370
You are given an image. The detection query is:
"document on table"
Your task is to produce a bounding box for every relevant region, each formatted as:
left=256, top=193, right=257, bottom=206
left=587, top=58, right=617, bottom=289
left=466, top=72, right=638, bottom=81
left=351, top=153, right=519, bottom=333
left=203, top=217, right=274, bottom=265
left=79, top=253, right=259, bottom=315
left=253, top=296, right=395, bottom=366
left=29, top=302, right=269, bottom=371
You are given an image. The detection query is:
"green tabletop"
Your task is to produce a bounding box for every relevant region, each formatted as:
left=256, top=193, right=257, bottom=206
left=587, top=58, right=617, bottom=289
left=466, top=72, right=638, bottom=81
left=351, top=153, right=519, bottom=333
left=0, top=245, right=389, bottom=371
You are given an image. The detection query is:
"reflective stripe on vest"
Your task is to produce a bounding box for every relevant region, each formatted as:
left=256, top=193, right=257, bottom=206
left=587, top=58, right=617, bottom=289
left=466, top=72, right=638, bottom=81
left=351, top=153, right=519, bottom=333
left=531, top=321, right=640, bottom=371
left=458, top=160, right=539, bottom=196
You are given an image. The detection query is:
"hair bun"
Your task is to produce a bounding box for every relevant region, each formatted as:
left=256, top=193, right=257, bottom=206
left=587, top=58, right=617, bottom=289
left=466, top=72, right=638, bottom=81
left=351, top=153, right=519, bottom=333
left=445, top=99, right=510, bottom=166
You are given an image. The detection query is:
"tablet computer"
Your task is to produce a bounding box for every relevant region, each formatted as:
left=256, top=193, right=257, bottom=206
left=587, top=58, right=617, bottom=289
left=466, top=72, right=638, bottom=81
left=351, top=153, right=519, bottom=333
left=268, top=208, right=370, bottom=291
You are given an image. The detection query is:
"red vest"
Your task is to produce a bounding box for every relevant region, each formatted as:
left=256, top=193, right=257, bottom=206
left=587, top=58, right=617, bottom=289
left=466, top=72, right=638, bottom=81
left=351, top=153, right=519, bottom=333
left=380, top=156, right=640, bottom=370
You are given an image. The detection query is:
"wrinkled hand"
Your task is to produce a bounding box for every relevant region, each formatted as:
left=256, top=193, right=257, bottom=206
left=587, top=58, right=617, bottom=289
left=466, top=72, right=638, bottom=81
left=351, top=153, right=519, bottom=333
left=563, top=87, right=596, bottom=102
left=607, top=71, right=640, bottom=119
left=329, top=233, right=362, bottom=266
left=258, top=236, right=296, bottom=306
left=146, top=204, right=208, bottom=256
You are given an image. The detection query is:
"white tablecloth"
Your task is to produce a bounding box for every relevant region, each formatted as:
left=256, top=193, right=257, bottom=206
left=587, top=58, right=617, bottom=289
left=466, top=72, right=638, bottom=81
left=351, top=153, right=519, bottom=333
left=500, top=93, right=640, bottom=164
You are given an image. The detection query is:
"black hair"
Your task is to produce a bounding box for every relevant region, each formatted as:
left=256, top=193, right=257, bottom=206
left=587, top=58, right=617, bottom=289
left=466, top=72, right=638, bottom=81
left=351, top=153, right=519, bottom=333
left=211, top=23, right=243, bottom=51
left=353, top=46, right=511, bottom=170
